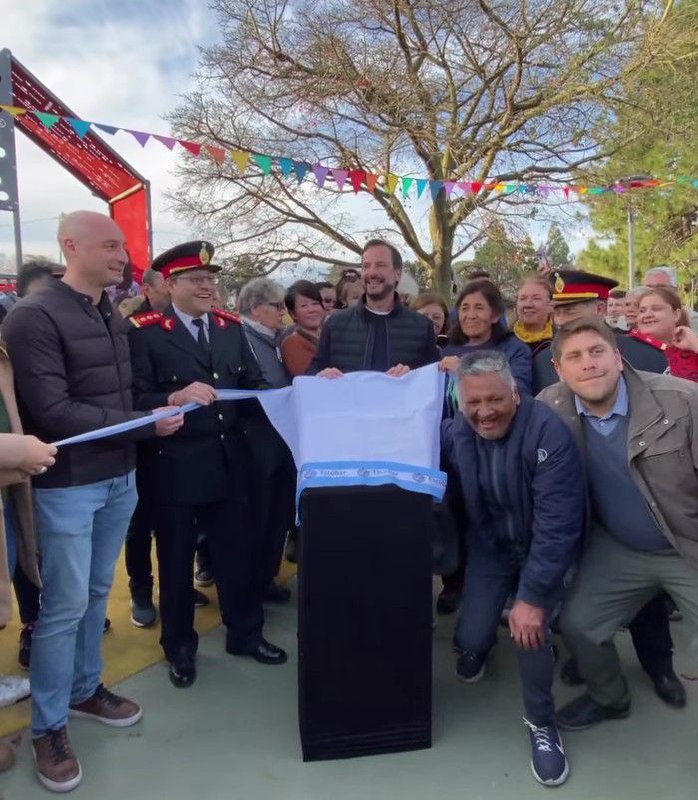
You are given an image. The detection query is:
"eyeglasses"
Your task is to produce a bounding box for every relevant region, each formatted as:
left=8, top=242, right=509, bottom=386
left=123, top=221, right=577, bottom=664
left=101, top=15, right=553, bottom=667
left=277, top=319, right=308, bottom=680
left=265, top=302, right=285, bottom=311
left=176, top=275, right=219, bottom=288
left=340, top=270, right=361, bottom=281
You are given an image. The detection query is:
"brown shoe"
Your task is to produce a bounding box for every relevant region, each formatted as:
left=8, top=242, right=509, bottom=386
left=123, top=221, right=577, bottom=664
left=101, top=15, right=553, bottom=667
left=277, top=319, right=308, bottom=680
left=32, top=727, right=82, bottom=793
left=69, top=684, right=142, bottom=728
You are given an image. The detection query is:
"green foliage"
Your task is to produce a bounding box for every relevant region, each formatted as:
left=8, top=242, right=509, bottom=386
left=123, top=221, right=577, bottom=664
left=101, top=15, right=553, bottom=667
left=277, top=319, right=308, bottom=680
left=576, top=0, right=698, bottom=289
left=471, top=222, right=538, bottom=298
left=545, top=225, right=572, bottom=267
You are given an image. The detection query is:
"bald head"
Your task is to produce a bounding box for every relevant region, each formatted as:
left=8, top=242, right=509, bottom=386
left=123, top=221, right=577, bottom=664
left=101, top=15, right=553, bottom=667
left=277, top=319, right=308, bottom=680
left=58, top=211, right=128, bottom=296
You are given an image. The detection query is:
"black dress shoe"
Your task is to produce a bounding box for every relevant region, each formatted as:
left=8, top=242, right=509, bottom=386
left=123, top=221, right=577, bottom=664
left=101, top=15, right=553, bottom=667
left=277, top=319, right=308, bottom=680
left=436, top=589, right=460, bottom=615
left=169, top=657, right=197, bottom=688
left=652, top=672, right=686, bottom=709
left=264, top=583, right=291, bottom=605
left=228, top=638, right=288, bottom=665
left=560, top=657, right=584, bottom=686
left=557, top=693, right=630, bottom=731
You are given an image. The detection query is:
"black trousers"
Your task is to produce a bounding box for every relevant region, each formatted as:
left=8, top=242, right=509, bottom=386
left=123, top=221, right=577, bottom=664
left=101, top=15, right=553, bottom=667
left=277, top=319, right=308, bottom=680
left=12, top=563, right=40, bottom=625
left=155, top=496, right=264, bottom=661
left=629, top=592, right=674, bottom=677
left=124, top=495, right=155, bottom=596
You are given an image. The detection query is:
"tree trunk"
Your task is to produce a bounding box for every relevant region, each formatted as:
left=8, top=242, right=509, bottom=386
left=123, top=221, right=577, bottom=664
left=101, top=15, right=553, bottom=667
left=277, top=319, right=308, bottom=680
left=429, top=196, right=455, bottom=302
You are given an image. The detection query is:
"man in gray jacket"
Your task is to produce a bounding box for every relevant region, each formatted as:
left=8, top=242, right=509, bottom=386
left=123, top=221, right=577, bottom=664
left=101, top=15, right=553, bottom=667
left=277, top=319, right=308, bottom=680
left=538, top=317, right=698, bottom=732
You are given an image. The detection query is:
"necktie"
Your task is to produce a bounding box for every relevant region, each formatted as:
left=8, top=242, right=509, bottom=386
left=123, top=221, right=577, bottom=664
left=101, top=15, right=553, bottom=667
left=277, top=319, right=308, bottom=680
left=192, top=318, right=210, bottom=354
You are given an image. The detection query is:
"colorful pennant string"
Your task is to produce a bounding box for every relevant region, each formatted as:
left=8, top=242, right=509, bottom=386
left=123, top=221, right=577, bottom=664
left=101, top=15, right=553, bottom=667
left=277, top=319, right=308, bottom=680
left=1, top=104, right=696, bottom=204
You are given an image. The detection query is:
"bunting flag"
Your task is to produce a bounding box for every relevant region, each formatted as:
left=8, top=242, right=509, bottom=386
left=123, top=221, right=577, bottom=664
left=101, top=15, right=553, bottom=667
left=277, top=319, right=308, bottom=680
left=313, top=165, right=329, bottom=188
left=1, top=104, right=695, bottom=205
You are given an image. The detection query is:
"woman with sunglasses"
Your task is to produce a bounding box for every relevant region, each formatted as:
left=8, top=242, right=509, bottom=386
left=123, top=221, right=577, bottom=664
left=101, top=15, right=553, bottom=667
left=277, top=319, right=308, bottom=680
left=237, top=278, right=291, bottom=389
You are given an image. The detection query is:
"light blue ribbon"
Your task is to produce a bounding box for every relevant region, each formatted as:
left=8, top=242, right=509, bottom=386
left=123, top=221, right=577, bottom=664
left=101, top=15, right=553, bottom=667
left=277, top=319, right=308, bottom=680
left=52, top=389, right=272, bottom=447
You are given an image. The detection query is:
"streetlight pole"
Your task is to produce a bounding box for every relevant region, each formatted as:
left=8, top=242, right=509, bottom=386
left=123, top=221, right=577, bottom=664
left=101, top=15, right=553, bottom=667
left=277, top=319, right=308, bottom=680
left=627, top=205, right=636, bottom=290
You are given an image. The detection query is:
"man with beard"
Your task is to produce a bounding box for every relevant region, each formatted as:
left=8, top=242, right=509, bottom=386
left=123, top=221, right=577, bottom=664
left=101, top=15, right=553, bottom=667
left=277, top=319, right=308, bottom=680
left=307, top=239, right=438, bottom=377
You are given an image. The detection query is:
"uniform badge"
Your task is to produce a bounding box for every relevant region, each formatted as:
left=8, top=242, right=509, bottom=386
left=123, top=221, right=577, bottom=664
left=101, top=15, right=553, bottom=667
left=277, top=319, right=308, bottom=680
left=213, top=315, right=228, bottom=328
left=554, top=273, right=565, bottom=294
left=200, top=244, right=210, bottom=265
left=161, top=316, right=176, bottom=331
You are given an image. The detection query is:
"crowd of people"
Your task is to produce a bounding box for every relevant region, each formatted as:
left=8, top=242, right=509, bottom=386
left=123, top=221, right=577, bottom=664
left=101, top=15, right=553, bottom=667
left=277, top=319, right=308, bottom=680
left=0, top=209, right=697, bottom=792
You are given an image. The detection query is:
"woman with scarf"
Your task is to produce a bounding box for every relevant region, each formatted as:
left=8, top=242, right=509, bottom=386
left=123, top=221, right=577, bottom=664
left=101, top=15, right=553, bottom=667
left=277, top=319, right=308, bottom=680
left=512, top=275, right=554, bottom=356
left=635, top=287, right=698, bottom=383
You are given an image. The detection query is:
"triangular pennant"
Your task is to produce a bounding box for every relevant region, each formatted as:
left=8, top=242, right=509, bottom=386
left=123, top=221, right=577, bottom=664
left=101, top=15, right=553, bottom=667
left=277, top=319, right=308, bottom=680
left=457, top=181, right=472, bottom=194
left=231, top=150, right=251, bottom=172
left=365, top=173, right=378, bottom=193
left=33, top=111, right=61, bottom=130
left=66, top=118, right=92, bottom=139
left=130, top=130, right=151, bottom=147
left=402, top=177, right=414, bottom=196
left=493, top=183, right=505, bottom=192
left=206, top=145, right=226, bottom=164
left=416, top=178, right=429, bottom=198
left=279, top=157, right=294, bottom=178
left=331, top=169, right=349, bottom=191
left=430, top=181, right=444, bottom=201
left=179, top=140, right=202, bottom=156
left=0, top=105, right=27, bottom=117
left=294, top=161, right=310, bottom=182
left=563, top=187, right=570, bottom=200
left=253, top=154, right=273, bottom=174
left=313, top=165, right=330, bottom=188
left=444, top=181, right=457, bottom=198
left=349, top=170, right=367, bottom=193
left=470, top=181, right=483, bottom=194
left=154, top=134, right=177, bottom=150
left=504, top=184, right=517, bottom=194
left=386, top=174, right=399, bottom=194
left=95, top=123, right=119, bottom=136
left=587, top=187, right=605, bottom=195
left=578, top=187, right=589, bottom=195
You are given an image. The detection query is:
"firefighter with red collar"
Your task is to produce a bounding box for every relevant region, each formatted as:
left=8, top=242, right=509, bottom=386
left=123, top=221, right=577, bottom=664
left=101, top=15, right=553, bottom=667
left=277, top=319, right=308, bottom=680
left=128, top=241, right=287, bottom=688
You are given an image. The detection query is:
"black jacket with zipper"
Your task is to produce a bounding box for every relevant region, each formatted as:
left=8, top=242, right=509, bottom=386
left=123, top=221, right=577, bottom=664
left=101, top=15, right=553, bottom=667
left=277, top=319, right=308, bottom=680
left=307, top=294, right=439, bottom=374
left=2, top=279, right=151, bottom=488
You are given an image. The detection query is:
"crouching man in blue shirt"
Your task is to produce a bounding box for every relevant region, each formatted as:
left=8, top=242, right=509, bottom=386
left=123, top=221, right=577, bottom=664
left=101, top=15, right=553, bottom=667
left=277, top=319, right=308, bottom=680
left=442, top=350, right=585, bottom=787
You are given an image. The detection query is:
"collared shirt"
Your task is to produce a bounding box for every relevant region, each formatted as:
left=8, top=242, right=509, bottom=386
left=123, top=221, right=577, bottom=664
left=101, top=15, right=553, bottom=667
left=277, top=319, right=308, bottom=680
left=172, top=304, right=209, bottom=343
left=574, top=377, right=628, bottom=437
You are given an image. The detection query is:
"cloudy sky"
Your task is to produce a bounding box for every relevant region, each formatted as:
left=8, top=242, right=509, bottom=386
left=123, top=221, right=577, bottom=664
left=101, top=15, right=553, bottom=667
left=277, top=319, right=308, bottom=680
left=2, top=0, right=588, bottom=273
left=2, top=0, right=216, bottom=266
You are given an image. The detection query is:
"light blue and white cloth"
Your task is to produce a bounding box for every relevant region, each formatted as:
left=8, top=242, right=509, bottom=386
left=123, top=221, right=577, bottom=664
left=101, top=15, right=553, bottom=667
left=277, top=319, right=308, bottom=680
left=54, top=365, right=447, bottom=504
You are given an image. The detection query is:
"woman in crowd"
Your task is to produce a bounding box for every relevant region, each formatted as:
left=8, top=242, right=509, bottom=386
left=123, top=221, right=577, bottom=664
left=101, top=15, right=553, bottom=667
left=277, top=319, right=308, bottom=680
left=441, top=279, right=533, bottom=396
left=512, top=275, right=554, bottom=356
left=335, top=269, right=364, bottom=309
left=237, top=278, right=291, bottom=389
left=413, top=292, right=449, bottom=347
left=237, top=278, right=295, bottom=603
left=0, top=345, right=57, bottom=774
left=281, top=280, right=326, bottom=377
left=623, top=287, right=644, bottom=330
left=635, top=286, right=698, bottom=382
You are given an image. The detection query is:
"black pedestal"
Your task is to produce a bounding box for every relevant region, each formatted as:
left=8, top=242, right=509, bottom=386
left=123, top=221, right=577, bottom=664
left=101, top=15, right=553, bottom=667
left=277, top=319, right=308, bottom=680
left=298, top=485, right=433, bottom=761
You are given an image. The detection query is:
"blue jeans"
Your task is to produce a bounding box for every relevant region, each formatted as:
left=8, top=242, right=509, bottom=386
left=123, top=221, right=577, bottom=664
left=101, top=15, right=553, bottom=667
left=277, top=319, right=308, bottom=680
left=31, top=472, right=137, bottom=737
left=455, top=537, right=557, bottom=726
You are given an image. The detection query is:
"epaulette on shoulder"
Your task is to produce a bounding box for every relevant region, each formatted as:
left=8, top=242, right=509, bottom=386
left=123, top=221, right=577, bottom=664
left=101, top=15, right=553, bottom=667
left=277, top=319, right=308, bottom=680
left=212, top=308, right=242, bottom=325
left=129, top=311, right=164, bottom=329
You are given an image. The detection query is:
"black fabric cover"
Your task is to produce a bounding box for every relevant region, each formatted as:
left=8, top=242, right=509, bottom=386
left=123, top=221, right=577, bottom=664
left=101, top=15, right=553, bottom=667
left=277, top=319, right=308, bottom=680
left=298, top=485, right=433, bottom=761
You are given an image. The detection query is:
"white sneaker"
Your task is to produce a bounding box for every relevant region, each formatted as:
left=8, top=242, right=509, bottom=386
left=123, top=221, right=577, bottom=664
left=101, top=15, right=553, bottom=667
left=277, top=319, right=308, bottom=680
left=0, top=674, right=31, bottom=707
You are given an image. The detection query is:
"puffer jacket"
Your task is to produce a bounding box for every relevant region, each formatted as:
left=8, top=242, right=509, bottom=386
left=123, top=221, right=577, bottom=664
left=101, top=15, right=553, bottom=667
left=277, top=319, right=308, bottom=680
left=2, top=279, right=150, bottom=488
left=307, top=294, right=439, bottom=374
